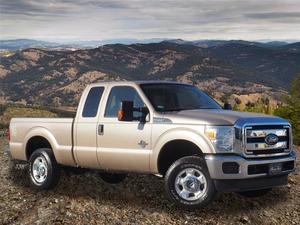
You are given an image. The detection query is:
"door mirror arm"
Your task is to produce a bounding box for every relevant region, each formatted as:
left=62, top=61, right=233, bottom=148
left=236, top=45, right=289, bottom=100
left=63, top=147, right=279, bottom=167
left=138, top=107, right=149, bottom=123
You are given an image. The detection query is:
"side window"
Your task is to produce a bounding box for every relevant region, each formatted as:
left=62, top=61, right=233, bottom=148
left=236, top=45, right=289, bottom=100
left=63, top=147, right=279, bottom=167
left=105, top=86, right=145, bottom=118
left=82, top=87, right=104, bottom=117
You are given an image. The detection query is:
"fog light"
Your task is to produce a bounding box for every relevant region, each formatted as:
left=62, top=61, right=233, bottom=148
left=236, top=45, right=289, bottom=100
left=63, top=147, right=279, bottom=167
left=222, top=162, right=240, bottom=174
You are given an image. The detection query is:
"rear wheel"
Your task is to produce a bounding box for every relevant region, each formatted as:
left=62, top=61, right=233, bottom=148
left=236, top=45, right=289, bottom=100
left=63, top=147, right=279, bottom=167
left=238, top=188, right=272, bottom=197
left=164, top=156, right=216, bottom=208
left=29, top=148, right=60, bottom=189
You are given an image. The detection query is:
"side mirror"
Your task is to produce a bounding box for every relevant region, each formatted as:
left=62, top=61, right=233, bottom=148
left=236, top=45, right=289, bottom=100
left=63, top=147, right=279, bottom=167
left=118, top=101, right=134, bottom=121
left=118, top=101, right=149, bottom=123
left=223, top=103, right=232, bottom=110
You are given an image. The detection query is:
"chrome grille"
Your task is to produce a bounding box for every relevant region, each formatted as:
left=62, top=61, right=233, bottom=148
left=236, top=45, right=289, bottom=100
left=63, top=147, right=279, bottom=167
left=243, top=125, right=290, bottom=157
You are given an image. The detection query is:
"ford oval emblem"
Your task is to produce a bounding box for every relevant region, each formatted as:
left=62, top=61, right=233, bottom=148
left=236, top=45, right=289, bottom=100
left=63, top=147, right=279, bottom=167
left=265, top=134, right=279, bottom=145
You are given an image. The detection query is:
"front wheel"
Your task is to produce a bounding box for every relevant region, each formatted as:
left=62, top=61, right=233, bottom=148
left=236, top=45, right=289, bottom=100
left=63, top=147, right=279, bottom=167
left=29, top=148, right=60, bottom=189
left=164, top=156, right=216, bottom=208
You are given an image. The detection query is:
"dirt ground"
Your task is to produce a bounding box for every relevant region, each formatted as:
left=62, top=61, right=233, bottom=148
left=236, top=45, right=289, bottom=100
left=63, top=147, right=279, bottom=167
left=0, top=137, right=299, bottom=225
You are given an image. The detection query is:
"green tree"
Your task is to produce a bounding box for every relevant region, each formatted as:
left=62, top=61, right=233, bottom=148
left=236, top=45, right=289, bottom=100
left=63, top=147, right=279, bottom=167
left=0, top=104, right=7, bottom=115
left=274, top=76, right=300, bottom=145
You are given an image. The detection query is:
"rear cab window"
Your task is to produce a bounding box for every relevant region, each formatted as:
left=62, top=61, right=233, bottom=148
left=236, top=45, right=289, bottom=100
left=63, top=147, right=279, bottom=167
left=82, top=87, right=104, bottom=117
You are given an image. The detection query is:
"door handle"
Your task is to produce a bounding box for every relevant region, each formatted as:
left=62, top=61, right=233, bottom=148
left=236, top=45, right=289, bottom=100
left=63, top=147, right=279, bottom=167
left=138, top=140, right=148, bottom=148
left=98, top=124, right=104, bottom=135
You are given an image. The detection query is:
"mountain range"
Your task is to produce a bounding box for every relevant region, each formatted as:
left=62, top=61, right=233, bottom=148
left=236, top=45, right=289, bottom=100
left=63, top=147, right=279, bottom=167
left=1, top=38, right=299, bottom=50
left=0, top=38, right=169, bottom=50
left=0, top=40, right=299, bottom=106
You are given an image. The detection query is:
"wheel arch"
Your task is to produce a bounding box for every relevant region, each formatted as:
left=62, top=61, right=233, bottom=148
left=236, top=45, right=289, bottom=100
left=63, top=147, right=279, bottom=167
left=150, top=128, right=214, bottom=175
left=24, top=127, right=58, bottom=160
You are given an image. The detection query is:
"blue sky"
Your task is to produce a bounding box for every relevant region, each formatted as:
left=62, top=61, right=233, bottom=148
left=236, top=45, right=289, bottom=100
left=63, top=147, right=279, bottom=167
left=1, top=0, right=300, bottom=41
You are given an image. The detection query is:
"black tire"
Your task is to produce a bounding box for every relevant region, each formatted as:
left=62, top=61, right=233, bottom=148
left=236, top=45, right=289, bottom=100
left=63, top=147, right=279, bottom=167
left=28, top=148, right=60, bottom=190
left=238, top=188, right=272, bottom=198
left=99, top=172, right=127, bottom=184
left=164, top=156, right=216, bottom=209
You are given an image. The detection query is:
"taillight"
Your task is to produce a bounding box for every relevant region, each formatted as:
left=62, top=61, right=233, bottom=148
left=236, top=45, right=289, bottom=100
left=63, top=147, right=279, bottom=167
left=8, top=128, right=11, bottom=141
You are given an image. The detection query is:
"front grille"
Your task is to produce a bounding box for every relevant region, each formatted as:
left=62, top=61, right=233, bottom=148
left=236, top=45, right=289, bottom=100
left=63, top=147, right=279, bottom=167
left=243, top=124, right=290, bottom=157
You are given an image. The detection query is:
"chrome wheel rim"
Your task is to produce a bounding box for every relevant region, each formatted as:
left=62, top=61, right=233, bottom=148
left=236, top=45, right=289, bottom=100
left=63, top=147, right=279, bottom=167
left=32, top=156, right=48, bottom=183
left=175, top=168, right=207, bottom=201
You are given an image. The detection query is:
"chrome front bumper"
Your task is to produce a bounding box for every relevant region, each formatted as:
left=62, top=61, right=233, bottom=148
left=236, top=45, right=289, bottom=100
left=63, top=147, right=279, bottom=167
left=205, top=150, right=296, bottom=179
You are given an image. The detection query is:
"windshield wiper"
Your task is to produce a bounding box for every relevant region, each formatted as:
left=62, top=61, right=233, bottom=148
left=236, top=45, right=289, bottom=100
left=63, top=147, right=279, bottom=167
left=162, top=107, right=218, bottom=112
left=163, top=107, right=197, bottom=112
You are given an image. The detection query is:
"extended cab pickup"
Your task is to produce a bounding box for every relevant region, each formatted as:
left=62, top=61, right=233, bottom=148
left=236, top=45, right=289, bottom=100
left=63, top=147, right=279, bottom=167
left=9, top=81, right=296, bottom=208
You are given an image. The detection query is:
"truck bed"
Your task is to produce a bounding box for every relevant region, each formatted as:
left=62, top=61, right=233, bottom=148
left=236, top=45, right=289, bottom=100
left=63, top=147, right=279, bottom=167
left=9, top=118, right=75, bottom=165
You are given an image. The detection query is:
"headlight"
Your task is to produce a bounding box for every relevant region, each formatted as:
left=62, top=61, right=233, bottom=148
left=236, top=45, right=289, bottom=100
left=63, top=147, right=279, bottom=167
left=204, top=126, right=234, bottom=152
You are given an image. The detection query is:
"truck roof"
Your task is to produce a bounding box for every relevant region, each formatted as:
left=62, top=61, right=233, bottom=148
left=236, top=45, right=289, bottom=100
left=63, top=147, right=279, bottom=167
left=88, top=80, right=191, bottom=87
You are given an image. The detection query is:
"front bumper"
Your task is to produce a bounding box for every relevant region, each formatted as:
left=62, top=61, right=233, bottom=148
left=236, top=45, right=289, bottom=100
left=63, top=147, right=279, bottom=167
left=214, top=175, right=288, bottom=192
left=205, top=150, right=296, bottom=180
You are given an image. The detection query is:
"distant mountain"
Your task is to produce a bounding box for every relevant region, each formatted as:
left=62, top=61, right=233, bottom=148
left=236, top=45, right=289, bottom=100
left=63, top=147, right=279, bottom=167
left=2, top=38, right=298, bottom=51
left=264, top=41, right=289, bottom=47
left=281, top=42, right=300, bottom=53
left=0, top=42, right=299, bottom=106
left=0, top=38, right=168, bottom=50
left=0, top=39, right=60, bottom=50
left=208, top=43, right=300, bottom=88
left=165, top=39, right=291, bottom=48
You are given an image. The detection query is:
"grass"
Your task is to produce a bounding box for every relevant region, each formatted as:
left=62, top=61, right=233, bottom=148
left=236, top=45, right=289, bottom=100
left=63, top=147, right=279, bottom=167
left=0, top=105, right=58, bottom=128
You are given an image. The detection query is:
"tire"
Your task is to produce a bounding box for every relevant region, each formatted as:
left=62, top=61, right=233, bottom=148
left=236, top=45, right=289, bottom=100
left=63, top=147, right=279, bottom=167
left=99, top=172, right=127, bottom=184
left=28, top=148, right=60, bottom=190
left=164, top=156, right=216, bottom=209
left=238, top=188, right=272, bottom=198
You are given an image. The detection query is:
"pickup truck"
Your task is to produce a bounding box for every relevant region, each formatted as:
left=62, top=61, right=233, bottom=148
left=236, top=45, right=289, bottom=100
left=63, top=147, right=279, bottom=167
left=8, top=81, right=296, bottom=208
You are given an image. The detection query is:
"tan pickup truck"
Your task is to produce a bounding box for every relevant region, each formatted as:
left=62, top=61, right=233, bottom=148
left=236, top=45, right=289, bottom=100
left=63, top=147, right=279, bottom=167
left=8, top=81, right=296, bottom=208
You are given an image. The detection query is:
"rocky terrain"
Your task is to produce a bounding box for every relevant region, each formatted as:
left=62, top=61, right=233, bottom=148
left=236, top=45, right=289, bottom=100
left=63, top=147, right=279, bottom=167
left=1, top=41, right=299, bottom=106
left=0, top=137, right=299, bottom=225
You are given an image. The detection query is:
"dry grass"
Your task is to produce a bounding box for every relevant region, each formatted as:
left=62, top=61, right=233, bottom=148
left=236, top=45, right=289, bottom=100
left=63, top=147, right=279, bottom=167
left=0, top=106, right=58, bottom=127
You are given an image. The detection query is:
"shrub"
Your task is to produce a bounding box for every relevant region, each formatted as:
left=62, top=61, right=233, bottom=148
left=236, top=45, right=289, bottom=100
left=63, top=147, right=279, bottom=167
left=274, top=76, right=300, bottom=145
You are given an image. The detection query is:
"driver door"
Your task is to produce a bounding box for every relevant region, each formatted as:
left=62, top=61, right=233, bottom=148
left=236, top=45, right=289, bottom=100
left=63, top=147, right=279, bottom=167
left=96, top=85, right=152, bottom=172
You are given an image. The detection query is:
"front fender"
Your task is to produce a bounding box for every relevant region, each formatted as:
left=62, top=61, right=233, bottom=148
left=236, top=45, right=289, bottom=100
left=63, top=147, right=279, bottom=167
left=150, top=127, right=214, bottom=173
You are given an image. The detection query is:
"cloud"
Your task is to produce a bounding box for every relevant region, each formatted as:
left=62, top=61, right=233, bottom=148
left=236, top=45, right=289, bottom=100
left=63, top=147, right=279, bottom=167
left=0, top=0, right=299, bottom=40
left=246, top=12, right=300, bottom=19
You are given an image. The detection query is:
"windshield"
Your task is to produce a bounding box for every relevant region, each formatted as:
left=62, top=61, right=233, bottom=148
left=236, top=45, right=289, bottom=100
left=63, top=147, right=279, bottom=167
left=140, top=83, right=221, bottom=112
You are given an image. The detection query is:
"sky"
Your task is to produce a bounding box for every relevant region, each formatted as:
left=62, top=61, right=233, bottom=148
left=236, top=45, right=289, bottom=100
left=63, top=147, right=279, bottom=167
left=1, top=0, right=300, bottom=41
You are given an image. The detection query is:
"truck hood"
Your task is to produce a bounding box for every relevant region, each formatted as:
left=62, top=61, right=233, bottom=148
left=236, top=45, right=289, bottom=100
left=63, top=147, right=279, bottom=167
left=162, top=109, right=288, bottom=126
